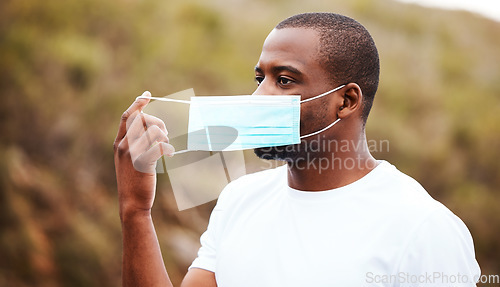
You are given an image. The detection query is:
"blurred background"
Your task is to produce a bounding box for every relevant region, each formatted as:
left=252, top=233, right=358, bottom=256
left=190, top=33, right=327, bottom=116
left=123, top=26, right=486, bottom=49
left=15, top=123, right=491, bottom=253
left=1, top=0, right=499, bottom=285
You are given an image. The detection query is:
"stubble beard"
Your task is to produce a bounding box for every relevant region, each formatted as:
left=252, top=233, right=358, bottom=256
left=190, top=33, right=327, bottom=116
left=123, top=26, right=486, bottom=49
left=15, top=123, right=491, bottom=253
left=253, top=137, right=323, bottom=163
left=253, top=145, right=300, bottom=163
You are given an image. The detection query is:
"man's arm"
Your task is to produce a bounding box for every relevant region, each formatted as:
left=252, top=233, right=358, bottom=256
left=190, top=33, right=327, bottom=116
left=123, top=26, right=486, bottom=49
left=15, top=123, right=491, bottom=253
left=114, top=92, right=217, bottom=287
left=121, top=210, right=171, bottom=286
left=182, top=268, right=217, bottom=287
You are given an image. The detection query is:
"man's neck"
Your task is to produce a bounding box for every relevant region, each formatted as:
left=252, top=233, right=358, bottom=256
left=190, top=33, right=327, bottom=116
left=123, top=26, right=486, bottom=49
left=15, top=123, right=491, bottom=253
left=286, top=136, right=378, bottom=191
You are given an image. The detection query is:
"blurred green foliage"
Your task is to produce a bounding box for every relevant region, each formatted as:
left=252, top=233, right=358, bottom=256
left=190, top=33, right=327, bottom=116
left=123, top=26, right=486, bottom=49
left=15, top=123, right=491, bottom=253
left=0, top=0, right=499, bottom=285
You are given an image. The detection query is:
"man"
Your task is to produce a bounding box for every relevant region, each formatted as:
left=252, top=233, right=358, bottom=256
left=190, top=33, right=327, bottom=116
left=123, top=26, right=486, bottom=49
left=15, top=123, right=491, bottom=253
left=114, top=13, right=480, bottom=286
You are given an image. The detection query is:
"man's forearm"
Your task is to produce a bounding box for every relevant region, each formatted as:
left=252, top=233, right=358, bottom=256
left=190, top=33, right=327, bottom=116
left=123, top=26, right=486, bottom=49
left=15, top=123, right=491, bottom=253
left=121, top=210, right=173, bottom=287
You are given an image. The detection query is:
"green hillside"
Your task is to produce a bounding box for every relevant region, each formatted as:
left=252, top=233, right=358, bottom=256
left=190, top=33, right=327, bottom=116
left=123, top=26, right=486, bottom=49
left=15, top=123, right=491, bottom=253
left=0, top=0, right=499, bottom=285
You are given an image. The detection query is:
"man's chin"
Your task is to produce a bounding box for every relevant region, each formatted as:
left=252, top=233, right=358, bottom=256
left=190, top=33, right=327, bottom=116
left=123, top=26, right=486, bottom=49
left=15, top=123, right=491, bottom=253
left=253, top=145, right=300, bottom=162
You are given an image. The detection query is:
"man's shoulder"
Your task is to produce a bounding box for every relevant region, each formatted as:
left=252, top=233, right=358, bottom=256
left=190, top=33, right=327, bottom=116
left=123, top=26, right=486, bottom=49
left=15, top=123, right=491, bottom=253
left=373, top=160, right=434, bottom=202
left=360, top=162, right=475, bottom=260
left=371, top=161, right=458, bottom=226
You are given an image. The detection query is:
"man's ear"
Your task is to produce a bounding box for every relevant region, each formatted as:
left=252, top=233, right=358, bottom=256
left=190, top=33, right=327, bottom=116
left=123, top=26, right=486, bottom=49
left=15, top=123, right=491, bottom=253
left=338, top=83, right=362, bottom=119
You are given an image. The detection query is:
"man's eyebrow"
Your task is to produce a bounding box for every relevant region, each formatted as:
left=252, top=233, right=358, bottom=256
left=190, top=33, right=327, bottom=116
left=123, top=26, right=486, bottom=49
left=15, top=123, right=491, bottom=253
left=273, top=65, right=302, bottom=75
left=254, top=65, right=303, bottom=75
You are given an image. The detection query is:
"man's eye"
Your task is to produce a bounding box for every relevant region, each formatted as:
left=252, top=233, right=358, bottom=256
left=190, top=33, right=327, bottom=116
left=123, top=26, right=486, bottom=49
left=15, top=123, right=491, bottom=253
left=278, top=77, right=293, bottom=86
left=255, top=76, right=264, bottom=85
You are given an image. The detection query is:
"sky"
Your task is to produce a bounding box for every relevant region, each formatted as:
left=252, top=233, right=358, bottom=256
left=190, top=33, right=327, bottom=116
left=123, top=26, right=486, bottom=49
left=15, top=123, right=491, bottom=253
left=395, top=0, right=500, bottom=22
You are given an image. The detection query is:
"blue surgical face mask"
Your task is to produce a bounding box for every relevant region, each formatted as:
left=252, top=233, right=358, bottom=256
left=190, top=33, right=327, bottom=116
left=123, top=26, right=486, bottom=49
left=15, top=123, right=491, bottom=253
left=139, top=84, right=345, bottom=154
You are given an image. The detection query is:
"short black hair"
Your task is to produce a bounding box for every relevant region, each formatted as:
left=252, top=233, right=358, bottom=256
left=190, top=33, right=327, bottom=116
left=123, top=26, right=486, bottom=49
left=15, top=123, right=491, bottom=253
left=276, top=13, right=380, bottom=123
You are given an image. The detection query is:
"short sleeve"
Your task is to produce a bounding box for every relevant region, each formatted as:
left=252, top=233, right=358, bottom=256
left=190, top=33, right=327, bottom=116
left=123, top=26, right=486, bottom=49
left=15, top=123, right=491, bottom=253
left=396, top=207, right=481, bottom=287
left=188, top=206, right=223, bottom=272
left=188, top=180, right=236, bottom=273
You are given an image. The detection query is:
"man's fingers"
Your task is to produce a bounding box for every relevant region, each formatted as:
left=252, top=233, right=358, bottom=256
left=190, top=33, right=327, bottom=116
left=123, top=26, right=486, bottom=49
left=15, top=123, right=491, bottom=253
left=114, top=91, right=151, bottom=144
left=127, top=112, right=168, bottom=143
left=133, top=142, right=175, bottom=173
left=129, top=124, right=174, bottom=173
left=160, top=142, right=175, bottom=157
left=126, top=110, right=145, bottom=142
left=130, top=125, right=169, bottom=161
left=125, top=91, right=151, bottom=120
left=140, top=113, right=168, bottom=136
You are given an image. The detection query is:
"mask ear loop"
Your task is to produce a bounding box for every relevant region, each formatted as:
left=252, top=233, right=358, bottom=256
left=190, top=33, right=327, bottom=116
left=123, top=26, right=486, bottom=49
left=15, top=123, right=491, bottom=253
left=299, top=84, right=345, bottom=103
left=136, top=96, right=191, bottom=104
left=300, top=118, right=341, bottom=139
left=299, top=84, right=345, bottom=139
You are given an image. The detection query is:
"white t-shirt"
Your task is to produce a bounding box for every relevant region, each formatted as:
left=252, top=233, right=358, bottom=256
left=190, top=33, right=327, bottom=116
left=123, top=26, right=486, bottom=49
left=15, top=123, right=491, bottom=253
left=190, top=161, right=480, bottom=286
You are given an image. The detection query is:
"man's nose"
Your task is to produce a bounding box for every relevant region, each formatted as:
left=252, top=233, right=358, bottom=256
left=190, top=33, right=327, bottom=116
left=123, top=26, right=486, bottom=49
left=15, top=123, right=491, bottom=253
left=251, top=85, right=263, bottom=96
left=252, top=78, right=278, bottom=96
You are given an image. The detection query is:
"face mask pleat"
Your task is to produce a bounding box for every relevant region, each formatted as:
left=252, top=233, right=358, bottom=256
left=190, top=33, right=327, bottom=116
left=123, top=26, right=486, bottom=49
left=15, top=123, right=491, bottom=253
left=188, top=96, right=300, bottom=151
